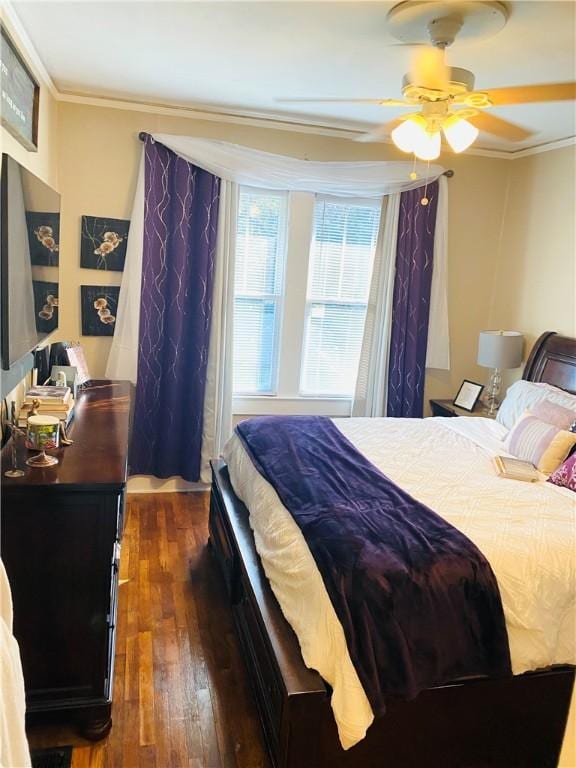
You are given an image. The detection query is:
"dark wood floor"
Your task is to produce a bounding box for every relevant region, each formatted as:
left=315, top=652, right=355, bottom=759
left=27, top=492, right=270, bottom=768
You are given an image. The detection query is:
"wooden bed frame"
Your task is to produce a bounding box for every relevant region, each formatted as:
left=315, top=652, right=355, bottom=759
left=209, top=332, right=576, bottom=768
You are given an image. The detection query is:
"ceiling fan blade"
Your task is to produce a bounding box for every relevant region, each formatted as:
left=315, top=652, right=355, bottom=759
left=354, top=118, right=405, bottom=143
left=468, top=112, right=533, bottom=142
left=386, top=42, right=428, bottom=47
left=484, top=82, right=576, bottom=106
left=410, top=46, right=449, bottom=91
left=276, top=98, right=409, bottom=106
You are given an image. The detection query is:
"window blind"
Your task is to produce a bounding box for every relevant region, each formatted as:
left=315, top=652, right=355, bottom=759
left=233, top=188, right=287, bottom=394
left=300, top=197, right=381, bottom=397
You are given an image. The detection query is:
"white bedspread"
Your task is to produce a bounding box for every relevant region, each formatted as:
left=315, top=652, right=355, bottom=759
left=223, top=416, right=576, bottom=749
left=0, top=560, right=31, bottom=768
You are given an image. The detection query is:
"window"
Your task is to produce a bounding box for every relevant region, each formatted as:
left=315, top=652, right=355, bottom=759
left=233, top=188, right=287, bottom=395
left=232, top=189, right=382, bottom=404
left=300, top=198, right=381, bottom=396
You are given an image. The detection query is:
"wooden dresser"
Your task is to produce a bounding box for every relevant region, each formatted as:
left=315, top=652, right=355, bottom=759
left=1, top=380, right=131, bottom=739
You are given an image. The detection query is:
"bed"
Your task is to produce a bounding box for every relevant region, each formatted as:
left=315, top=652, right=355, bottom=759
left=209, top=331, right=576, bottom=768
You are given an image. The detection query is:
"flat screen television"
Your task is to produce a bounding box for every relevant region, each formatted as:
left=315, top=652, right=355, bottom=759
left=1, top=153, right=60, bottom=370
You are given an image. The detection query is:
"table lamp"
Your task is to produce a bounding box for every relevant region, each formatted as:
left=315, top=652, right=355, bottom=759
left=477, top=330, right=524, bottom=415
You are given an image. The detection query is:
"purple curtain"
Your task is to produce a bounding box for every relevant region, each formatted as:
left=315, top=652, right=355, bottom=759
left=130, top=137, right=220, bottom=481
left=387, top=181, right=439, bottom=418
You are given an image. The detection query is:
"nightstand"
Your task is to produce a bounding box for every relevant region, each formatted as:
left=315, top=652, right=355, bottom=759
left=429, top=398, right=497, bottom=419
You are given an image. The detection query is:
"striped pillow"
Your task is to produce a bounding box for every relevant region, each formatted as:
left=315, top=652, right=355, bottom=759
left=505, top=412, right=576, bottom=474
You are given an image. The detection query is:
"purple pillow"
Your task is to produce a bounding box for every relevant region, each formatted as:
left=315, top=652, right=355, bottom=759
left=532, top=401, right=576, bottom=431
left=547, top=454, right=576, bottom=492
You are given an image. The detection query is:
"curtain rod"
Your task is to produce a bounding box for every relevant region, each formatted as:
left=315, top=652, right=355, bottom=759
left=137, top=132, right=454, bottom=177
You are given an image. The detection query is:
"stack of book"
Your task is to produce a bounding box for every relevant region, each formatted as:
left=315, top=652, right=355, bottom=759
left=18, top=385, right=75, bottom=428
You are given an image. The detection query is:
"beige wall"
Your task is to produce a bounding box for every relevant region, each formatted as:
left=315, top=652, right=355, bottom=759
left=56, top=101, right=510, bottom=406
left=489, top=145, right=576, bottom=355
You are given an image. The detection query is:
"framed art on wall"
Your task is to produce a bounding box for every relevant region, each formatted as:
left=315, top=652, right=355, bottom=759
left=80, top=285, right=119, bottom=336
left=80, top=216, right=130, bottom=271
left=453, top=380, right=484, bottom=412
left=0, top=24, right=39, bottom=151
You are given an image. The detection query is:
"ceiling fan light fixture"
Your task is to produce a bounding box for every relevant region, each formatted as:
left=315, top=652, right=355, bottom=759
left=443, top=115, right=479, bottom=152
left=412, top=128, right=441, bottom=161
left=391, top=115, right=429, bottom=153
left=391, top=115, right=441, bottom=160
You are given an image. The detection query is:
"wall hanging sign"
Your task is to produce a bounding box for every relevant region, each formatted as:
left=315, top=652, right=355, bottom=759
left=81, top=285, right=119, bottom=336
left=0, top=24, right=39, bottom=151
left=80, top=216, right=130, bottom=271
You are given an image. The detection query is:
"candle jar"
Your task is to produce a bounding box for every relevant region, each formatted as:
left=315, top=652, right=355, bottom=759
left=26, top=415, right=60, bottom=467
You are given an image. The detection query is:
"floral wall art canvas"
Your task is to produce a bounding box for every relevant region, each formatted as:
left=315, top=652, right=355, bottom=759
left=81, top=285, right=119, bottom=336
left=32, top=280, right=58, bottom=333
left=80, top=215, right=130, bottom=271
left=26, top=212, right=60, bottom=266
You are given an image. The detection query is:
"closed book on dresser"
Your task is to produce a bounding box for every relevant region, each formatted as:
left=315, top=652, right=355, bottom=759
left=1, top=380, right=131, bottom=739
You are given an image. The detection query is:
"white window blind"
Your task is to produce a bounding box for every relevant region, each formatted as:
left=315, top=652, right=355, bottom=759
left=300, top=197, right=381, bottom=397
left=233, top=188, right=287, bottom=394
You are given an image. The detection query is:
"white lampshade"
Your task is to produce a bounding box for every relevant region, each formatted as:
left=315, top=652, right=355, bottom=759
left=412, top=129, right=441, bottom=161
left=477, top=331, right=524, bottom=369
left=442, top=116, right=479, bottom=153
left=391, top=116, right=428, bottom=153
left=391, top=116, right=441, bottom=161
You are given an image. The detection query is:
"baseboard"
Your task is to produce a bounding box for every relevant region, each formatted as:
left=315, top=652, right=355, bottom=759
left=127, top=475, right=209, bottom=493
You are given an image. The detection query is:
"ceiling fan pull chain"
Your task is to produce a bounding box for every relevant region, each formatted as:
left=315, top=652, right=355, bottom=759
left=410, top=154, right=418, bottom=181
left=421, top=162, right=430, bottom=206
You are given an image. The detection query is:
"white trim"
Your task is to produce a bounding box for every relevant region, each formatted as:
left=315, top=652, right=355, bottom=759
left=277, top=192, right=315, bottom=397
left=233, top=395, right=352, bottom=417
left=127, top=476, right=208, bottom=494
left=56, top=90, right=367, bottom=140
left=506, top=136, right=576, bottom=159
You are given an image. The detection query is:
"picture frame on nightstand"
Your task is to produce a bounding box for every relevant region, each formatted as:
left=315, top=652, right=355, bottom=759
left=453, top=380, right=484, bottom=412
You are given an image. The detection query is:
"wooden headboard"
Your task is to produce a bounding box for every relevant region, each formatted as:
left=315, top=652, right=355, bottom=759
left=523, top=332, right=576, bottom=394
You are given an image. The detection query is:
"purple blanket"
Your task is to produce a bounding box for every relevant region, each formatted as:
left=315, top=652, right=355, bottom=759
left=236, top=416, right=511, bottom=716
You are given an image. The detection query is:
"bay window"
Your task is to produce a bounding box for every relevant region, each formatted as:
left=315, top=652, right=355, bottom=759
left=233, top=187, right=382, bottom=409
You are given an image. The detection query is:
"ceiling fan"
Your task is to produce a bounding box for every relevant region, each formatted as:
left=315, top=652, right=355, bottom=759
left=278, top=0, right=576, bottom=159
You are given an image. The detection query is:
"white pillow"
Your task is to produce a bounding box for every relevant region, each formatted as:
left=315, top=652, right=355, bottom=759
left=496, top=380, right=576, bottom=430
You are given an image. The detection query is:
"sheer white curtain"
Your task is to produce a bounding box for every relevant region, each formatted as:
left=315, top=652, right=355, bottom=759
left=200, top=180, right=238, bottom=482
left=146, top=134, right=445, bottom=197
left=352, top=194, right=400, bottom=417
left=105, top=153, right=145, bottom=383
left=426, top=175, right=450, bottom=370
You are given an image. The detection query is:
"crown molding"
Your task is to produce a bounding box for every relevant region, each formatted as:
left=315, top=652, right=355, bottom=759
left=4, top=0, right=574, bottom=160
left=56, top=90, right=366, bottom=141
left=60, top=91, right=575, bottom=159
left=1, top=0, right=58, bottom=98
left=504, top=136, right=576, bottom=159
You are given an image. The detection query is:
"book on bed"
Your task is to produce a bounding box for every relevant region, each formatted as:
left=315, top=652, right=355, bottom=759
left=492, top=455, right=539, bottom=482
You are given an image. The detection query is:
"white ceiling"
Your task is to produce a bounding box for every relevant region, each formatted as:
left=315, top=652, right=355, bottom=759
left=10, top=0, right=576, bottom=152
